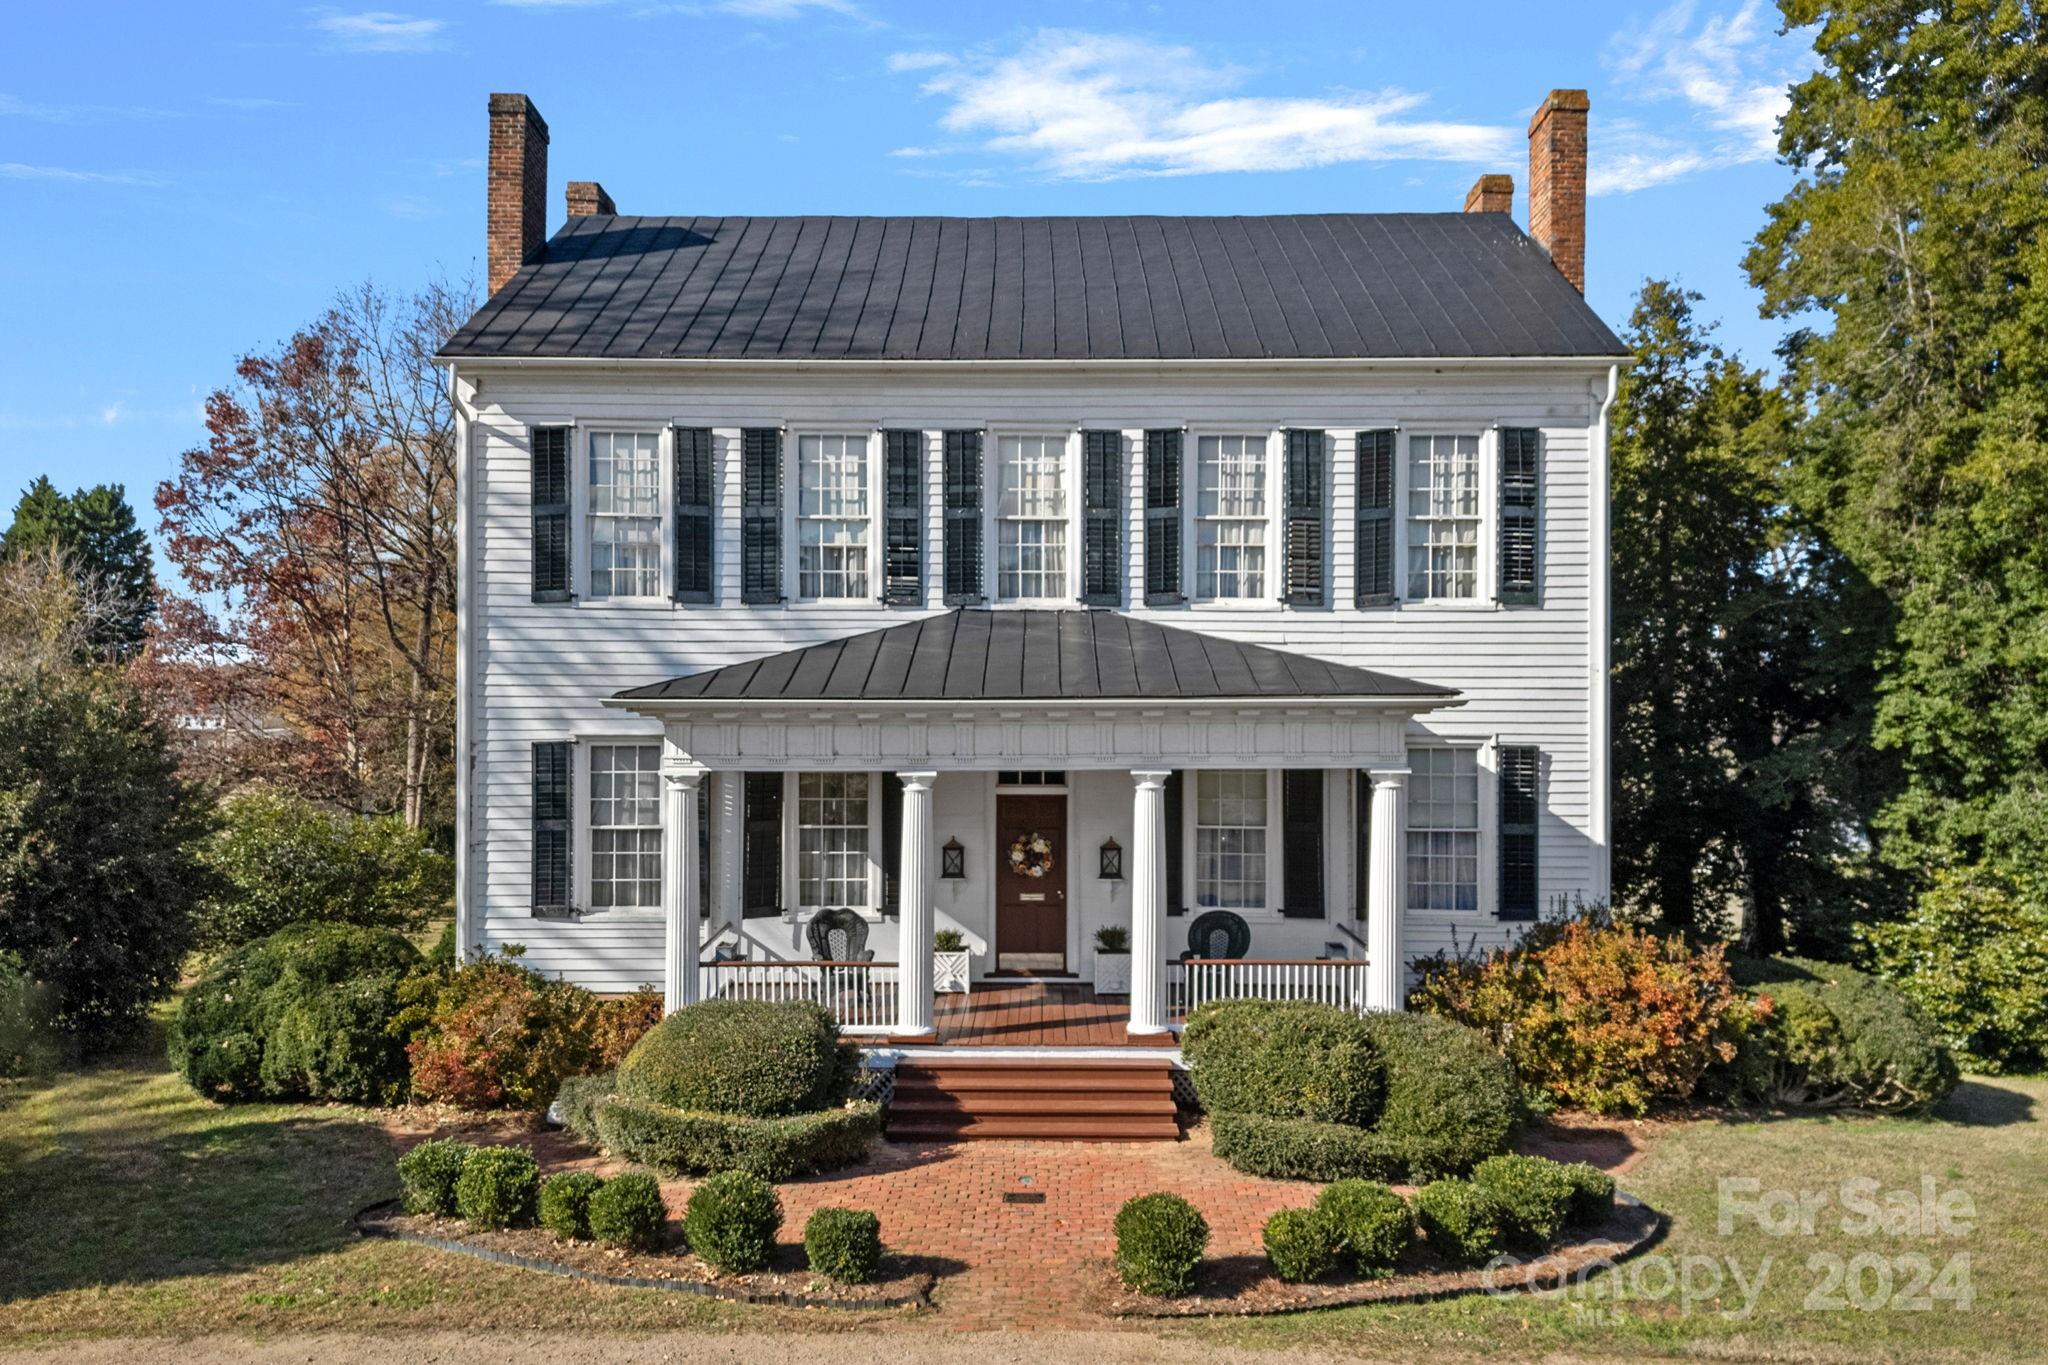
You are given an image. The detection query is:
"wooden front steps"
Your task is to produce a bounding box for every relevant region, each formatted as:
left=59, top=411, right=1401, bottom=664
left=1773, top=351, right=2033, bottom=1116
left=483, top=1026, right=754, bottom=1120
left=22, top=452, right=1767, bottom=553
left=886, top=1058, right=1181, bottom=1142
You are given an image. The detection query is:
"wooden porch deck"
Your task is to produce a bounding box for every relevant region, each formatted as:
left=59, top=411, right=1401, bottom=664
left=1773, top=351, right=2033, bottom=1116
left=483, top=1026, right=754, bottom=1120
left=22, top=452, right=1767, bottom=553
left=924, top=980, right=1175, bottom=1048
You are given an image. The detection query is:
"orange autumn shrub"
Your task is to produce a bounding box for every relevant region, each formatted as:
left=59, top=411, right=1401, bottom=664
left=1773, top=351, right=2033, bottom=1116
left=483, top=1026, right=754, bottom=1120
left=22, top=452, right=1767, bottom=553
left=591, top=987, right=665, bottom=1068
left=397, top=953, right=599, bottom=1110
left=1411, top=918, right=1760, bottom=1115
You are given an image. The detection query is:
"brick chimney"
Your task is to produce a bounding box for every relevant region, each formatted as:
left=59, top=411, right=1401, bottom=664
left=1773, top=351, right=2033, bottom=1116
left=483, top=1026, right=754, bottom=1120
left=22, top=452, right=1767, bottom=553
left=1463, top=173, right=1514, bottom=215
left=1527, top=88, right=1589, bottom=292
left=487, top=93, right=549, bottom=295
left=566, top=181, right=616, bottom=217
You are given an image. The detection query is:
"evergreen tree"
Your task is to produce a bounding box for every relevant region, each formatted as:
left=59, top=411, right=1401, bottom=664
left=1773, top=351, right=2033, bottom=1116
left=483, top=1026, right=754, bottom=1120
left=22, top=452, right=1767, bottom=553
left=1, top=477, right=157, bottom=658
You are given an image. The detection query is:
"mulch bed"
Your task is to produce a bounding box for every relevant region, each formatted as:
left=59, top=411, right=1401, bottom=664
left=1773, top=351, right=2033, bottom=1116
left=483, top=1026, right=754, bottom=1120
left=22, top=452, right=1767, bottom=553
left=1099, top=1193, right=1664, bottom=1318
left=353, top=1200, right=935, bottom=1312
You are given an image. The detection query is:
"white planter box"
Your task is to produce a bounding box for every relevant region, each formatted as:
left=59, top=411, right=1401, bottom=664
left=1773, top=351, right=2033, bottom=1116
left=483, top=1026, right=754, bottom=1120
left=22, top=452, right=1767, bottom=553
left=934, top=950, right=972, bottom=994
left=1093, top=950, right=1132, bottom=995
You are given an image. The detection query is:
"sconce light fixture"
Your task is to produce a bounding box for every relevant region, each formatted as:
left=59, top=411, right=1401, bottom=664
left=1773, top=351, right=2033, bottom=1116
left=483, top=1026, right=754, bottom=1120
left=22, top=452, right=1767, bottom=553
left=940, top=836, right=966, bottom=879
left=1098, top=836, right=1123, bottom=880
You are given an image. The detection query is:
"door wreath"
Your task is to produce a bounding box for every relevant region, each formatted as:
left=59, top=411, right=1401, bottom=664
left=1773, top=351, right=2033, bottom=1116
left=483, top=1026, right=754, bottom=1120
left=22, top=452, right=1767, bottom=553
left=1007, top=832, right=1055, bottom=878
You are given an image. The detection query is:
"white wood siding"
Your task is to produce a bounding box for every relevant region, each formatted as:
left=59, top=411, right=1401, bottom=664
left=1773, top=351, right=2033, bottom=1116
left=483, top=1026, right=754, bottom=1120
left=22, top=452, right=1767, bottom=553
left=458, top=364, right=1611, bottom=992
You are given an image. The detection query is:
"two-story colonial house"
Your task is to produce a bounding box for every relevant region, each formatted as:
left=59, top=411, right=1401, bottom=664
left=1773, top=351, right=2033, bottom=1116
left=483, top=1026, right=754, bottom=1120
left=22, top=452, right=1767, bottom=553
left=442, top=90, right=1624, bottom=1087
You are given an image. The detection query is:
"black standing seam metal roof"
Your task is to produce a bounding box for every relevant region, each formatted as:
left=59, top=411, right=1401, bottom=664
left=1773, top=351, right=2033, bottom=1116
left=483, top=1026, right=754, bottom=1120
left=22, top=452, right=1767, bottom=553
left=442, top=213, right=1627, bottom=361
left=611, top=610, right=1459, bottom=704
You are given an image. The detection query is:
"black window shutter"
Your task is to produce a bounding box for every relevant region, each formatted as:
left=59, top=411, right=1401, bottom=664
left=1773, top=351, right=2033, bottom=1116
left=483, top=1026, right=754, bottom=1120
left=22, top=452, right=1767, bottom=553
left=1283, top=429, right=1327, bottom=606
left=1164, top=769, right=1185, bottom=916
left=1498, top=746, right=1540, bottom=920
left=531, top=740, right=573, bottom=917
left=1499, top=428, right=1540, bottom=605
left=1353, top=771, right=1373, bottom=921
left=530, top=426, right=572, bottom=603
left=882, top=430, right=924, bottom=605
left=880, top=774, right=904, bottom=914
left=1281, top=769, right=1325, bottom=917
left=673, top=426, right=714, bottom=604
left=698, top=791, right=711, bottom=918
left=942, top=430, right=984, bottom=604
left=1081, top=430, right=1123, bottom=605
left=740, top=428, right=783, bottom=604
left=1144, top=429, right=1183, bottom=606
left=741, top=772, right=783, bottom=918
left=1355, top=429, right=1395, bottom=607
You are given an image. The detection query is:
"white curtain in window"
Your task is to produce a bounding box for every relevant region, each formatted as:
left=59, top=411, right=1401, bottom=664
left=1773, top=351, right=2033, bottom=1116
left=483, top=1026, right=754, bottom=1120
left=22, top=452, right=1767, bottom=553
left=798, top=433, right=870, bottom=598
left=1196, top=435, right=1267, bottom=599
left=588, top=431, right=662, bottom=599
left=1405, top=434, right=1480, bottom=600
left=996, top=434, right=1068, bottom=599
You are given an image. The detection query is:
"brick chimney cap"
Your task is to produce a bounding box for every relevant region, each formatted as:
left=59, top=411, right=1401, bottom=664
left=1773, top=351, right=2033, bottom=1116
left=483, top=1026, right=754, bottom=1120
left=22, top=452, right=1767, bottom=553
left=1529, top=88, right=1589, bottom=133
left=1472, top=173, right=1513, bottom=191
left=488, top=92, right=549, bottom=141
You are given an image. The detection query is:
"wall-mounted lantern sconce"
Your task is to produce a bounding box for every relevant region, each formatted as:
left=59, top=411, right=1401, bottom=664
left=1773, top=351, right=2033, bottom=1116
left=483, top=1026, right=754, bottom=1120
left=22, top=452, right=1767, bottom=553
left=940, top=836, right=967, bottom=879
left=1099, top=837, right=1124, bottom=880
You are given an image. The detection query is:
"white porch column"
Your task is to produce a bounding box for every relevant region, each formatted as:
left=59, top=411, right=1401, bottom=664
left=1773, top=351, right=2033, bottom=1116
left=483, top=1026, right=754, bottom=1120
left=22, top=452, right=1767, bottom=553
left=894, top=772, right=939, bottom=1036
left=661, top=758, right=706, bottom=1014
left=1365, top=768, right=1409, bottom=1012
left=1128, top=770, right=1172, bottom=1035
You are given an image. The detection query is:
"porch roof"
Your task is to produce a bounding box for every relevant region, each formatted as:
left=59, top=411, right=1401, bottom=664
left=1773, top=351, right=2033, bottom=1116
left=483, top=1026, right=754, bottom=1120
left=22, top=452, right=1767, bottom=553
left=613, top=609, right=1456, bottom=707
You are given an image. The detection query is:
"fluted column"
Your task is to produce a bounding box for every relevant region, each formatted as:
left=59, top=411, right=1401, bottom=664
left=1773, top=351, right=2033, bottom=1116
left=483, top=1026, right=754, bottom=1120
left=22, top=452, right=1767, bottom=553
left=1128, top=770, right=1172, bottom=1035
left=662, top=760, right=706, bottom=1013
left=895, top=772, right=938, bottom=1036
left=1365, top=768, right=1409, bottom=1012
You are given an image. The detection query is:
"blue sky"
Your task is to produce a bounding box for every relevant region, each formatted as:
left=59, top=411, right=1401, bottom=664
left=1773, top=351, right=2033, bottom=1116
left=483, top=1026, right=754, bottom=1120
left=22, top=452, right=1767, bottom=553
left=3, top=0, right=1816, bottom=540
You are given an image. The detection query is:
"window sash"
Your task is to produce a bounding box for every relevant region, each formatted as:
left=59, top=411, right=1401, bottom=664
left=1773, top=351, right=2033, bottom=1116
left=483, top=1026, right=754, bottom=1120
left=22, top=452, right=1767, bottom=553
left=1405, top=434, right=1481, bottom=601
left=587, top=431, right=663, bottom=599
left=797, top=433, right=872, bottom=600
left=1195, top=435, right=1268, bottom=600
left=589, top=743, right=662, bottom=909
left=797, top=772, right=870, bottom=910
left=995, top=434, right=1069, bottom=600
left=1406, top=747, right=1480, bottom=912
left=1194, top=769, right=1269, bottom=911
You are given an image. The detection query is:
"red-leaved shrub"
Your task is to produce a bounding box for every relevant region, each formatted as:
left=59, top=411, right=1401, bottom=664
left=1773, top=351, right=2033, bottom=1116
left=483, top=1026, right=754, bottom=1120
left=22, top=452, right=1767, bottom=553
left=396, top=954, right=599, bottom=1109
left=591, top=987, right=665, bottom=1069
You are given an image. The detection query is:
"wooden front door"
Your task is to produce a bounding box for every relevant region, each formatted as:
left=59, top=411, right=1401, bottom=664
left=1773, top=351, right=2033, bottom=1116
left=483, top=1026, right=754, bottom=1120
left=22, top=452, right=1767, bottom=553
left=995, top=793, right=1067, bottom=973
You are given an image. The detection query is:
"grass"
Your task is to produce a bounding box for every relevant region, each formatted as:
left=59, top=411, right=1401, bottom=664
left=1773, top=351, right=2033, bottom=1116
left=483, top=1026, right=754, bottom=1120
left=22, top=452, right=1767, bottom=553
left=3, top=1014, right=2043, bottom=1360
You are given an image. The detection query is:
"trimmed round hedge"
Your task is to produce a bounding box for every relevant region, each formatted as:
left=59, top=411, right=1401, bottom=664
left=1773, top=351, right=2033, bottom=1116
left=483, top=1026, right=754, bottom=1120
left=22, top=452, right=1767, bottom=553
left=169, top=922, right=421, bottom=1105
left=397, top=1138, right=473, bottom=1217
left=1357, top=1011, right=1522, bottom=1179
left=538, top=1171, right=604, bottom=1240
left=685, top=1170, right=783, bottom=1273
left=1314, top=1179, right=1412, bottom=1275
left=1113, top=1192, right=1210, bottom=1297
left=588, top=1172, right=668, bottom=1250
left=616, top=999, right=857, bottom=1119
left=1470, top=1154, right=1578, bottom=1249
left=455, top=1146, right=539, bottom=1230
left=1181, top=1000, right=1384, bottom=1126
left=1263, top=1207, right=1342, bottom=1283
left=804, top=1207, right=882, bottom=1284
left=595, top=1095, right=881, bottom=1180
left=1413, top=1178, right=1508, bottom=1267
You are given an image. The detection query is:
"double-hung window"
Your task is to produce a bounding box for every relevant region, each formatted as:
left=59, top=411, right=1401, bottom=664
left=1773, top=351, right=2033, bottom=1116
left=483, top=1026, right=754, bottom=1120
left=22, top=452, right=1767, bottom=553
left=796, top=772, right=870, bottom=910
left=1194, top=770, right=1269, bottom=911
left=1407, top=747, right=1479, bottom=911
left=1195, top=435, right=1268, bottom=600
left=589, top=742, right=662, bottom=909
left=797, top=433, right=871, bottom=599
left=995, top=434, right=1068, bottom=600
left=587, top=431, right=662, bottom=599
left=1406, top=434, right=1481, bottom=601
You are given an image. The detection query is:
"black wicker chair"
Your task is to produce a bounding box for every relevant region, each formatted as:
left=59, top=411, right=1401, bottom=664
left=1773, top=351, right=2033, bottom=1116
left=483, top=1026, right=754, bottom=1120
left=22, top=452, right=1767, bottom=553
left=805, top=907, right=874, bottom=962
left=1181, top=909, right=1252, bottom=961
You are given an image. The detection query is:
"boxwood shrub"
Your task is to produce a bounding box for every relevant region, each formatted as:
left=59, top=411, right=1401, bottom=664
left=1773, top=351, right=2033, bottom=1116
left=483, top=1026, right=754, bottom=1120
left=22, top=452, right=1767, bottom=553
left=684, top=1170, right=783, bottom=1273
left=1262, top=1207, right=1342, bottom=1283
left=616, top=999, right=857, bottom=1118
left=1413, top=1178, right=1508, bottom=1267
left=396, top=1138, right=473, bottom=1217
left=1313, top=1179, right=1412, bottom=1275
left=1560, top=1161, right=1616, bottom=1226
left=1470, top=1154, right=1578, bottom=1248
left=538, top=1171, right=605, bottom=1240
left=595, top=1096, right=880, bottom=1179
left=1181, top=1000, right=1385, bottom=1126
left=1356, top=1011, right=1522, bottom=1178
left=454, top=1145, right=539, bottom=1230
left=1716, top=957, right=1959, bottom=1112
left=553, top=1070, right=614, bottom=1146
left=1112, top=1192, right=1210, bottom=1297
left=587, top=1172, right=668, bottom=1250
left=1209, top=1111, right=1405, bottom=1182
left=803, top=1207, right=882, bottom=1283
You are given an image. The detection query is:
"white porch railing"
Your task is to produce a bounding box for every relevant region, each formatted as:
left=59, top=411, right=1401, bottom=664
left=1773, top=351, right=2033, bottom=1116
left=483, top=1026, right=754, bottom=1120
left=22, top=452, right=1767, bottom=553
left=698, top=960, right=900, bottom=1033
left=1168, top=958, right=1372, bottom=1022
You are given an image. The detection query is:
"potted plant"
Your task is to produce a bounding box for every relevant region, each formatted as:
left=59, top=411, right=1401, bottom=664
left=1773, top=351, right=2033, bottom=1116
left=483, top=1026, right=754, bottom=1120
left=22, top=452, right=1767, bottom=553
left=1093, top=925, right=1132, bottom=995
left=933, top=928, right=972, bottom=995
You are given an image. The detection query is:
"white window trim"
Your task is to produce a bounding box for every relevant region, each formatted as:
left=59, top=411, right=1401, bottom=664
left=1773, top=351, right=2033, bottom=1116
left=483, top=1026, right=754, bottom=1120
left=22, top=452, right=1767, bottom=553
left=1401, top=737, right=1498, bottom=915
left=573, top=735, right=667, bottom=919
left=784, top=427, right=881, bottom=605
left=783, top=770, right=885, bottom=922
left=1183, top=428, right=1284, bottom=610
left=1397, top=427, right=1496, bottom=608
left=986, top=426, right=1081, bottom=606
left=572, top=422, right=673, bottom=607
left=1181, top=767, right=1288, bottom=922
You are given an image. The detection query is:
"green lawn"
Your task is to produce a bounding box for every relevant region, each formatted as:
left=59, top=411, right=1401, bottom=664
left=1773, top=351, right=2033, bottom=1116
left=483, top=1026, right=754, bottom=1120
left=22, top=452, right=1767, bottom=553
left=3, top=1019, right=2043, bottom=1360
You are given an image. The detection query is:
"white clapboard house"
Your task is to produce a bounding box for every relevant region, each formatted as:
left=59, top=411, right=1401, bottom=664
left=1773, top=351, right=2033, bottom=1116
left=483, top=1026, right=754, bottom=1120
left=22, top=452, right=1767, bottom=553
left=441, top=90, right=1625, bottom=1127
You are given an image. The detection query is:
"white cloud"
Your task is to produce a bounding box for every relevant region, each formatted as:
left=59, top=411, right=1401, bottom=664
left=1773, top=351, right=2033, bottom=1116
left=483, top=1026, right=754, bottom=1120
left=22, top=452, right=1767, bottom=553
left=894, top=30, right=1512, bottom=182
left=0, top=162, right=161, bottom=186
left=312, top=10, right=448, bottom=54
left=100, top=404, right=124, bottom=426
left=0, top=93, right=181, bottom=123
left=887, top=50, right=954, bottom=73
left=1595, top=0, right=1810, bottom=194
left=713, top=0, right=868, bottom=18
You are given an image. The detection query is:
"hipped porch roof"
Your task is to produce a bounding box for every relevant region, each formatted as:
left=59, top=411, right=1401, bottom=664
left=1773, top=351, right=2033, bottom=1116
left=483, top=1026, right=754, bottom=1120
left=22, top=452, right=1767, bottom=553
left=613, top=609, right=1457, bottom=707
